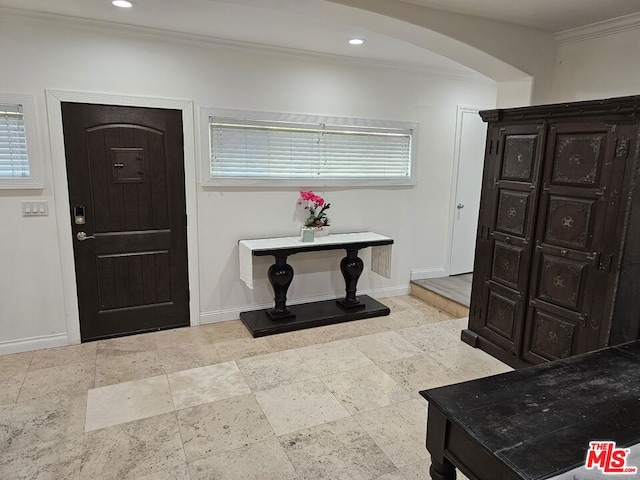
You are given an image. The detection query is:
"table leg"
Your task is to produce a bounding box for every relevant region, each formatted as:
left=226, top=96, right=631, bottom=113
left=266, top=255, right=295, bottom=319
left=337, top=248, right=366, bottom=310
left=429, top=458, right=456, bottom=480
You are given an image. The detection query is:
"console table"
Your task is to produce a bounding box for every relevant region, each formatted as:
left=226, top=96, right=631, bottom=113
left=238, top=232, right=393, bottom=337
left=420, top=341, right=640, bottom=480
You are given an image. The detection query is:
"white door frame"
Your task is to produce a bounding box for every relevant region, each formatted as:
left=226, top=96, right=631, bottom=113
left=46, top=90, right=200, bottom=344
left=445, top=105, right=484, bottom=276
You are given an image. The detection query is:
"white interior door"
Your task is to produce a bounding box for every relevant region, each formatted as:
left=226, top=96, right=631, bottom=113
left=449, top=107, right=487, bottom=275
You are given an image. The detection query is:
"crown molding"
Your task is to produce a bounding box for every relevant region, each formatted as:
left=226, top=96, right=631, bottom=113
left=555, top=11, right=640, bottom=45
left=0, top=6, right=489, bottom=82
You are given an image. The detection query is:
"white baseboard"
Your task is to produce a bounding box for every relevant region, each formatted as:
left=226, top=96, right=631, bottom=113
left=199, top=284, right=410, bottom=325
left=410, top=267, right=446, bottom=281
left=0, top=333, right=69, bottom=355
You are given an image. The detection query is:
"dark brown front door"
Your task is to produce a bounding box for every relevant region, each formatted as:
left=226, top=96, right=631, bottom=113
left=62, top=103, right=189, bottom=341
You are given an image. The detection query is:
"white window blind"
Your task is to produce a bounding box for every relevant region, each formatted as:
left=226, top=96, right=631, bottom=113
left=204, top=110, right=416, bottom=186
left=0, top=104, right=30, bottom=179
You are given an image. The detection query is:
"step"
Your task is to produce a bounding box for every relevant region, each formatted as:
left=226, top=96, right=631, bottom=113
left=410, top=276, right=471, bottom=318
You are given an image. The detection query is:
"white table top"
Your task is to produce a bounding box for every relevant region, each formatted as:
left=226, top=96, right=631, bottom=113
left=239, top=232, right=393, bottom=254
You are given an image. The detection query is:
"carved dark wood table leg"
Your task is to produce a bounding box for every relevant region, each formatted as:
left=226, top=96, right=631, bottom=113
left=266, top=255, right=295, bottom=319
left=337, top=247, right=366, bottom=310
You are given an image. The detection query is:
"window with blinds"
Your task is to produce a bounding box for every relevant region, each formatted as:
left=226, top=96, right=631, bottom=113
left=0, top=104, right=30, bottom=178
left=0, top=94, right=41, bottom=189
left=203, top=109, right=416, bottom=186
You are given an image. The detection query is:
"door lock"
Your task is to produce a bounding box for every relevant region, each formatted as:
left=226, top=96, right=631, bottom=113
left=76, top=232, right=96, bottom=241
left=457, top=203, right=464, bottom=209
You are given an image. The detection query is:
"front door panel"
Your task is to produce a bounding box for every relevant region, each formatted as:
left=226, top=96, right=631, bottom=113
left=62, top=103, right=189, bottom=341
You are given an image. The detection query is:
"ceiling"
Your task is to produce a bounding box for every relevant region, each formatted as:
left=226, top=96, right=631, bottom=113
left=1, top=0, right=639, bottom=75
left=401, top=0, right=640, bottom=33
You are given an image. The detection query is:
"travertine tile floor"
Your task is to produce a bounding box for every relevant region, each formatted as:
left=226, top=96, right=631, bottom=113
left=0, top=295, right=512, bottom=480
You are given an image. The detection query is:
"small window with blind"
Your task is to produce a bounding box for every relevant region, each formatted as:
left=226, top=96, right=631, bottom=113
left=0, top=94, right=42, bottom=189
left=200, top=108, right=417, bottom=186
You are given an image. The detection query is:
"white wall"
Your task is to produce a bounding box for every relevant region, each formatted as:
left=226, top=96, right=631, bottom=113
left=551, top=19, right=640, bottom=102
left=0, top=12, right=497, bottom=350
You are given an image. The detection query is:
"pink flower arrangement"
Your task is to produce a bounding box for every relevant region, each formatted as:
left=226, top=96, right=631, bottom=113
left=298, top=190, right=331, bottom=227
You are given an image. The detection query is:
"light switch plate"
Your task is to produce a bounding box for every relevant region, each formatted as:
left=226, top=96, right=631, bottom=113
left=22, top=201, right=48, bottom=216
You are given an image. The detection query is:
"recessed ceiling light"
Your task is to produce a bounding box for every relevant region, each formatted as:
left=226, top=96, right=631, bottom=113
left=348, top=38, right=365, bottom=45
left=112, top=0, right=134, bottom=8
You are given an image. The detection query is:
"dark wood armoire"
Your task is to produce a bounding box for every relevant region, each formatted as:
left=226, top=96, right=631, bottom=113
left=462, top=95, right=640, bottom=369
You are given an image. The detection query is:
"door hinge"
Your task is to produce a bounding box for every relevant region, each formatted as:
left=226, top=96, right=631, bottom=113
left=615, top=137, right=629, bottom=159
left=185, top=214, right=188, bottom=227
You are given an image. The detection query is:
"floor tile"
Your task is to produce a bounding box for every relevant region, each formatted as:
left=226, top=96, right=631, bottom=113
left=96, top=334, right=157, bottom=357
left=214, top=337, right=276, bottom=362
left=388, top=308, right=449, bottom=329
left=314, top=317, right=394, bottom=341
left=0, top=351, right=33, bottom=405
left=80, top=412, right=185, bottom=480
left=151, top=327, right=212, bottom=349
left=266, top=329, right=322, bottom=350
left=355, top=399, right=430, bottom=468
left=157, top=344, right=221, bottom=374
left=202, top=320, right=252, bottom=343
left=177, top=393, right=273, bottom=461
left=399, top=462, right=431, bottom=480
left=255, top=378, right=349, bottom=436
left=0, top=436, right=83, bottom=480
left=29, top=342, right=97, bottom=371
left=349, top=331, right=422, bottom=364
left=17, top=362, right=95, bottom=401
left=377, top=354, right=463, bottom=395
left=168, top=361, right=251, bottom=410
left=95, top=350, right=164, bottom=388
left=376, top=471, right=406, bottom=480
left=279, top=416, right=397, bottom=480
left=0, top=395, right=86, bottom=480
left=132, top=464, right=190, bottom=480
left=0, top=350, right=34, bottom=374
left=0, top=394, right=86, bottom=454
left=321, top=365, right=412, bottom=414
left=397, top=321, right=466, bottom=354
left=237, top=349, right=316, bottom=392
left=427, top=344, right=512, bottom=381
left=85, top=375, right=174, bottom=432
left=296, top=339, right=373, bottom=376
left=188, top=437, right=298, bottom=480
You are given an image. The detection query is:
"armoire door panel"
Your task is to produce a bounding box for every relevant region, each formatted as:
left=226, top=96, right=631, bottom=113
left=501, top=134, right=538, bottom=182
left=551, top=131, right=607, bottom=186
left=523, top=307, right=579, bottom=363
left=537, top=254, right=587, bottom=311
left=543, top=196, right=596, bottom=250
left=495, top=190, right=531, bottom=237
left=491, top=242, right=524, bottom=290
left=479, top=282, right=525, bottom=353
left=468, top=124, right=544, bottom=344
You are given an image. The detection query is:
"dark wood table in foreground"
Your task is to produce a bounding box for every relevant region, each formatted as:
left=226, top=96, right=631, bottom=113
left=420, top=341, right=640, bottom=480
